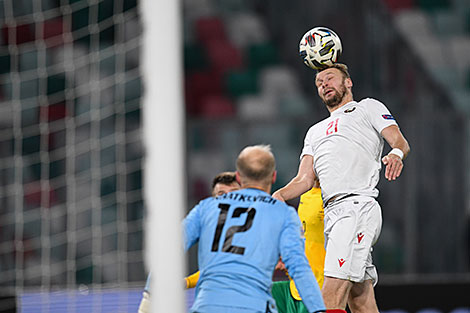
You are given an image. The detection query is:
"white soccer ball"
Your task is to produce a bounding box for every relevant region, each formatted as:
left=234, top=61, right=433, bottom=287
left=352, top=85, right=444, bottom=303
left=299, top=27, right=342, bottom=70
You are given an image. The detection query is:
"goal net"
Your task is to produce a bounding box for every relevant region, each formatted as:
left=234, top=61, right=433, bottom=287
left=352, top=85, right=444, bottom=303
left=0, top=0, right=146, bottom=311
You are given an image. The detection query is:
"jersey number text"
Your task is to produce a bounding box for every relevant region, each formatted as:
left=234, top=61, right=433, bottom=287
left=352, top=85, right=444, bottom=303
left=326, top=118, right=339, bottom=135
left=211, top=203, right=256, bottom=255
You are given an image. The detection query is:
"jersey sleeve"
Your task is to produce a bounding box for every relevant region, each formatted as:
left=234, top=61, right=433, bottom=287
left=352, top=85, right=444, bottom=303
left=300, top=127, right=315, bottom=160
left=279, top=207, right=325, bottom=313
left=365, top=98, right=398, bottom=134
left=183, top=201, right=203, bottom=251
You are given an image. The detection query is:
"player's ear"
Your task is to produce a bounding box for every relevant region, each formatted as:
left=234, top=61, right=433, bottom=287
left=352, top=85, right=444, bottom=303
left=235, top=171, right=242, bottom=185
left=272, top=170, right=277, bottom=184
left=345, top=77, right=352, bottom=88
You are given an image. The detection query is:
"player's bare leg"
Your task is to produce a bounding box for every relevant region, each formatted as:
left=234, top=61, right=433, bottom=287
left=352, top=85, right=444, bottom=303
left=348, top=279, right=379, bottom=313
left=322, top=276, right=352, bottom=309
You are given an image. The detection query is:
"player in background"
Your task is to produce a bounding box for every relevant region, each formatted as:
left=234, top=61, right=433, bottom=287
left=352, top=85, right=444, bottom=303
left=271, top=177, right=325, bottom=313
left=138, top=172, right=241, bottom=313
left=185, top=172, right=241, bottom=288
left=273, top=64, right=410, bottom=312
left=185, top=145, right=325, bottom=313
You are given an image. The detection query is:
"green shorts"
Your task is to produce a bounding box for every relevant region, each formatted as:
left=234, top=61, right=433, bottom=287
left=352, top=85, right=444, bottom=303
left=271, top=281, right=309, bottom=313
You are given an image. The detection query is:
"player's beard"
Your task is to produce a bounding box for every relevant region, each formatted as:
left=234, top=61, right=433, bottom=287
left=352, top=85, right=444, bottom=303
left=321, top=83, right=347, bottom=109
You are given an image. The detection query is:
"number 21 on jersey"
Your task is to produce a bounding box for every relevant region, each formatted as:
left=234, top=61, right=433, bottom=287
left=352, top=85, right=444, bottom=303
left=326, top=118, right=339, bottom=135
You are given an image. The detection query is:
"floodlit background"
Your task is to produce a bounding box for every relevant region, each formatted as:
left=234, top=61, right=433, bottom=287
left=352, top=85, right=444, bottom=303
left=0, top=0, right=469, bottom=312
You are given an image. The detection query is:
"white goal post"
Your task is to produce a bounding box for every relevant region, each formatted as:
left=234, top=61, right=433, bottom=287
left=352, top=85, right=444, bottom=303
left=140, top=0, right=186, bottom=313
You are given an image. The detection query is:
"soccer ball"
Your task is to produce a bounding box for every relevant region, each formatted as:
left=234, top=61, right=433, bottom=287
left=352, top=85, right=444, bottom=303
left=299, top=27, right=342, bottom=70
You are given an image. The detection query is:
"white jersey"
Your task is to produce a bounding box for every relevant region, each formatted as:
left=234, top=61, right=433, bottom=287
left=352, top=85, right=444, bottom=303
left=301, top=98, right=398, bottom=204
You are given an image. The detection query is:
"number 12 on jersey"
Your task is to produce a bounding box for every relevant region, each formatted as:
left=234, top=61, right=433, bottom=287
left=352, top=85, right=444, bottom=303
left=326, top=118, right=339, bottom=135
left=211, top=203, right=256, bottom=255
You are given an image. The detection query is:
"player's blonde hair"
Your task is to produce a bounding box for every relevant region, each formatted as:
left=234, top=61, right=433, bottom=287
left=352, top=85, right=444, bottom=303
left=317, top=63, right=350, bottom=79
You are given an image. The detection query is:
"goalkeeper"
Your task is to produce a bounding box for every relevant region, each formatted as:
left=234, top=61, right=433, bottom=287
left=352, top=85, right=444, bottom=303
left=185, top=178, right=329, bottom=313
left=138, top=172, right=241, bottom=313
left=184, top=145, right=325, bottom=313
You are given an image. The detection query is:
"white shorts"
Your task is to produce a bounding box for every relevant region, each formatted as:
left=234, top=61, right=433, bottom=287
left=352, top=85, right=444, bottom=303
left=323, top=195, right=382, bottom=285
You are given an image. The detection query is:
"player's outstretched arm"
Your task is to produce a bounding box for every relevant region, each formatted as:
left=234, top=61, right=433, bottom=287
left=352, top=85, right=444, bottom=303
left=272, top=155, right=316, bottom=202
left=381, top=125, right=410, bottom=181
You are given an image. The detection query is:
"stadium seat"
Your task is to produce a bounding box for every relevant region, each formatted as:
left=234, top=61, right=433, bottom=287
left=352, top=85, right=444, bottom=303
left=0, top=53, right=9, bottom=75
left=393, top=9, right=434, bottom=37
left=247, top=41, right=280, bottom=70
left=430, top=9, right=465, bottom=35
left=237, top=94, right=278, bottom=120
left=200, top=94, right=236, bottom=118
left=184, top=43, right=209, bottom=72
left=226, top=12, right=269, bottom=48
left=466, top=68, right=470, bottom=90
left=406, top=35, right=447, bottom=69
left=185, top=70, right=223, bottom=115
left=278, top=93, right=310, bottom=117
left=189, top=152, right=227, bottom=185
left=248, top=123, right=294, bottom=150
left=1, top=23, right=35, bottom=45
left=205, top=40, right=244, bottom=74
left=274, top=148, right=304, bottom=185
left=195, top=16, right=227, bottom=45
left=72, top=6, right=89, bottom=31
left=383, top=0, right=415, bottom=12
left=259, top=66, right=301, bottom=98
left=184, top=0, right=217, bottom=24
left=225, top=69, right=258, bottom=99
left=215, top=0, right=250, bottom=13
left=429, top=67, right=462, bottom=90
left=42, top=18, right=64, bottom=41
left=449, top=36, right=470, bottom=69
left=466, top=11, right=470, bottom=34
left=450, top=89, right=470, bottom=114
left=417, top=0, right=451, bottom=11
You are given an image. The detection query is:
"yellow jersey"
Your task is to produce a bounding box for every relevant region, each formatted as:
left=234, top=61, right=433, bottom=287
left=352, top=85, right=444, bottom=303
left=289, top=187, right=325, bottom=300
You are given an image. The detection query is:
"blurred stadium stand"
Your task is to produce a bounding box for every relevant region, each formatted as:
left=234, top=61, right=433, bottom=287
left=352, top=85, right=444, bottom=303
left=183, top=0, right=470, bottom=311
left=0, top=0, right=468, bottom=312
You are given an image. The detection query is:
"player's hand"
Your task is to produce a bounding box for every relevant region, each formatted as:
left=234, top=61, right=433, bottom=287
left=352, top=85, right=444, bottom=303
left=272, top=190, right=285, bottom=202
left=382, top=153, right=403, bottom=181
left=275, top=257, right=289, bottom=276
left=275, top=258, right=286, bottom=271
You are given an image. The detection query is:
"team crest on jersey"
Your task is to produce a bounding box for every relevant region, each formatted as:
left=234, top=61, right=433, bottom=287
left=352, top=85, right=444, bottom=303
left=344, top=107, right=356, bottom=113
left=382, top=114, right=395, bottom=120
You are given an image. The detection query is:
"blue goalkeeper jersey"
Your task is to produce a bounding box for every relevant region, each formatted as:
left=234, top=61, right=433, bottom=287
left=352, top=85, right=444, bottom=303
left=184, top=188, right=325, bottom=313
